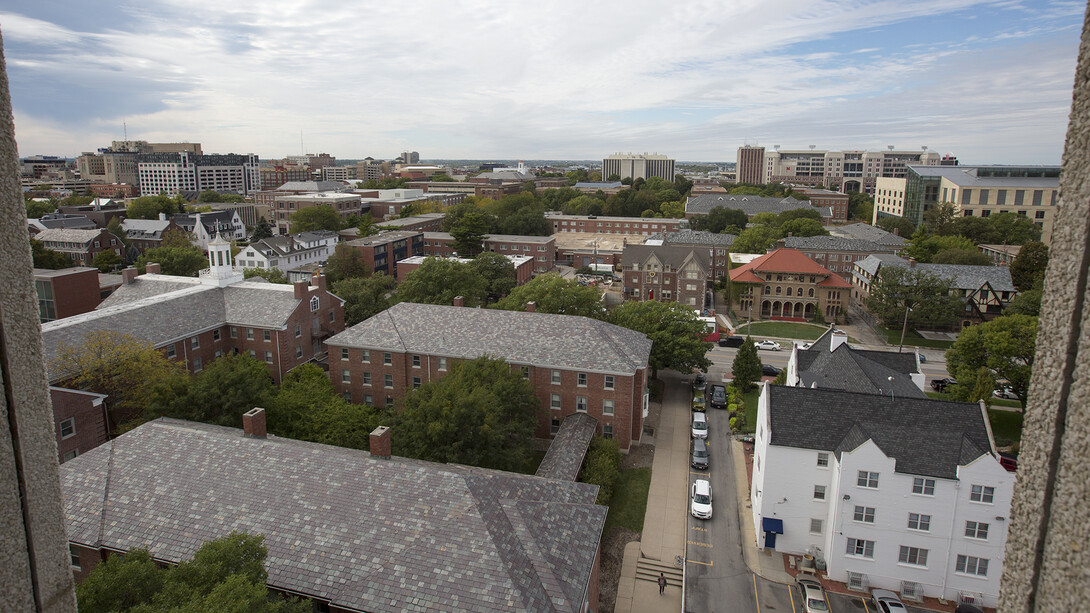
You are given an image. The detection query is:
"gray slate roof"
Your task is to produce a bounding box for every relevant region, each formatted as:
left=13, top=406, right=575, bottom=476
left=29, top=215, right=96, bottom=231
left=649, top=229, right=736, bottom=247
left=33, top=228, right=104, bottom=245
left=327, top=303, right=651, bottom=376
left=796, top=326, right=923, bottom=397
left=827, top=222, right=907, bottom=247
left=766, top=386, right=994, bottom=479
left=536, top=413, right=599, bottom=482
left=277, top=180, right=349, bottom=192
left=573, top=182, right=623, bottom=189
left=60, top=418, right=606, bottom=613
left=854, top=255, right=1016, bottom=292
left=621, top=244, right=710, bottom=272
left=784, top=235, right=891, bottom=253
left=686, top=194, right=828, bottom=217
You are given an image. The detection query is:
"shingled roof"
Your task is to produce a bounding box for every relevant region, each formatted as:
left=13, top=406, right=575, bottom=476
left=685, top=194, right=832, bottom=219
left=728, top=248, right=852, bottom=287
left=795, top=327, right=923, bottom=397
left=647, top=229, right=736, bottom=247
left=60, top=418, right=606, bottom=613
left=765, top=386, right=995, bottom=479
left=826, top=222, right=907, bottom=247
left=536, top=413, right=599, bottom=482
left=853, top=254, right=1016, bottom=292
left=621, top=244, right=711, bottom=272
left=327, top=303, right=651, bottom=376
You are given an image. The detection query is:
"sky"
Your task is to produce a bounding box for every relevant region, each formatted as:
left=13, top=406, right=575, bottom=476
left=1, top=0, right=1084, bottom=164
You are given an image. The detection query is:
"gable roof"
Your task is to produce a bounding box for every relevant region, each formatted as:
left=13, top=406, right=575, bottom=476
left=765, top=386, right=994, bottom=479
left=60, top=418, right=606, bottom=613
left=621, top=244, right=710, bottom=272
left=327, top=303, right=651, bottom=376
left=686, top=194, right=831, bottom=218
left=276, top=180, right=348, bottom=192
left=33, top=228, right=105, bottom=245
left=854, top=254, right=1016, bottom=292
left=728, top=248, right=852, bottom=287
left=826, top=222, right=907, bottom=247
left=535, top=413, right=598, bottom=482
left=796, top=326, right=923, bottom=397
left=784, top=235, right=891, bottom=253
left=648, top=229, right=736, bottom=247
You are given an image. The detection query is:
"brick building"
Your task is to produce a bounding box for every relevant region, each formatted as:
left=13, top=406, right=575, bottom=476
left=326, top=302, right=652, bottom=451
left=548, top=214, right=684, bottom=236
left=344, top=231, right=424, bottom=277
left=621, top=244, right=711, bottom=307
left=790, top=187, right=850, bottom=223
left=372, top=213, right=446, bottom=233
left=645, top=229, right=735, bottom=280
left=253, top=180, right=357, bottom=208
left=784, top=235, right=900, bottom=281
left=120, top=217, right=182, bottom=256
left=41, top=237, right=345, bottom=386
left=32, top=228, right=123, bottom=266
left=423, top=232, right=556, bottom=274
left=33, top=267, right=104, bottom=322
left=50, top=387, right=108, bottom=464
left=273, top=192, right=363, bottom=235
left=728, top=247, right=853, bottom=322
left=56, top=199, right=129, bottom=227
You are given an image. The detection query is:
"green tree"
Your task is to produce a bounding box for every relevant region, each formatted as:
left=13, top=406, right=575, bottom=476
left=848, top=192, right=873, bottom=222
left=904, top=233, right=976, bottom=263
left=865, top=267, right=962, bottom=329
left=491, top=273, right=606, bottom=318
left=732, top=224, right=781, bottom=254
left=1005, top=286, right=1042, bottom=316
left=778, top=218, right=827, bottom=237
left=266, top=364, right=341, bottom=439
left=931, top=248, right=993, bottom=266
left=243, top=267, right=289, bottom=284
left=691, top=206, right=748, bottom=234
left=75, top=549, right=164, bottom=612
left=610, top=301, right=712, bottom=378
left=876, top=216, right=916, bottom=239
left=470, top=252, right=517, bottom=303
left=137, top=245, right=207, bottom=277
left=324, top=242, right=370, bottom=283
left=731, top=337, right=762, bottom=392
left=26, top=198, right=57, bottom=218
left=92, top=249, right=123, bottom=272
left=660, top=200, right=685, bottom=218
left=289, top=205, right=344, bottom=233
left=541, top=186, right=582, bottom=210
left=986, top=212, right=1042, bottom=245
left=945, top=314, right=1038, bottom=412
left=578, top=437, right=621, bottom=505
left=448, top=210, right=493, bottom=257
left=1009, top=241, right=1049, bottom=291
left=560, top=194, right=604, bottom=216
left=393, top=356, right=539, bottom=472
left=147, top=353, right=275, bottom=427
left=330, top=273, right=397, bottom=326
left=160, top=227, right=194, bottom=249
left=396, top=257, right=488, bottom=307
left=252, top=218, right=273, bottom=240
left=922, top=201, right=958, bottom=235
left=106, top=216, right=131, bottom=249
left=127, top=194, right=181, bottom=220
left=30, top=238, right=70, bottom=269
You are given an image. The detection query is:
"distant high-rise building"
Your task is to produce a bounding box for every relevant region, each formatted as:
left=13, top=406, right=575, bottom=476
left=137, top=152, right=259, bottom=196
left=602, top=153, right=675, bottom=181
left=400, top=151, right=420, bottom=164
left=736, top=146, right=765, bottom=184
left=760, top=147, right=943, bottom=194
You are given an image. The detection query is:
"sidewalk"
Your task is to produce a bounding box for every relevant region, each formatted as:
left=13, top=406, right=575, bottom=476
left=615, top=375, right=689, bottom=613
left=732, top=438, right=793, bottom=584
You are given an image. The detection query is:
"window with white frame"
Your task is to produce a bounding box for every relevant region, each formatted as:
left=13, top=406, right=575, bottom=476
left=550, top=418, right=561, bottom=435
left=956, top=555, right=989, bottom=576
left=899, top=546, right=929, bottom=567
left=213, top=329, right=221, bottom=341
left=810, top=519, right=823, bottom=535
left=167, top=345, right=177, bottom=359
left=857, top=471, right=879, bottom=488
left=577, top=372, right=587, bottom=387
left=383, top=352, right=392, bottom=365
left=362, top=350, right=371, bottom=363
left=551, top=370, right=561, bottom=384
left=602, top=424, right=613, bottom=439
left=907, top=513, right=931, bottom=531
left=550, top=394, right=562, bottom=410
left=438, top=357, right=447, bottom=371
left=263, top=330, right=271, bottom=342
left=846, top=538, right=875, bottom=558
left=603, top=399, right=614, bottom=415
left=193, top=357, right=203, bottom=372
left=310, top=296, right=319, bottom=311
left=970, top=485, right=995, bottom=503
left=264, top=351, right=273, bottom=364
left=341, top=348, right=349, bottom=361
left=412, top=377, right=421, bottom=389
left=520, top=366, right=529, bottom=379
left=59, top=418, right=75, bottom=439
left=965, top=521, right=990, bottom=540
left=191, top=336, right=200, bottom=349
left=384, top=374, right=393, bottom=388
left=294, top=325, right=301, bottom=338
left=249, top=350, right=256, bottom=359
left=230, top=326, right=237, bottom=339
left=817, top=452, right=829, bottom=467
left=295, top=346, right=302, bottom=358
left=247, top=328, right=255, bottom=340
left=341, top=369, right=350, bottom=383
left=362, top=372, right=371, bottom=386
left=576, top=396, right=587, bottom=412
left=605, top=375, right=614, bottom=390
left=412, top=355, right=421, bottom=368
left=69, top=545, right=81, bottom=569
left=853, top=506, right=876, bottom=523
left=912, top=477, right=936, bottom=495
left=813, top=485, right=826, bottom=500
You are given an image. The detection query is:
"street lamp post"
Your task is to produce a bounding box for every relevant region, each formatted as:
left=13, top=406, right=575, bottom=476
left=898, top=303, right=912, bottom=353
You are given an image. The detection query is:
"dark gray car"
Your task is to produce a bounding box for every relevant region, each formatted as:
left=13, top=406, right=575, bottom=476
left=709, top=384, right=727, bottom=409
left=691, top=438, right=709, bottom=469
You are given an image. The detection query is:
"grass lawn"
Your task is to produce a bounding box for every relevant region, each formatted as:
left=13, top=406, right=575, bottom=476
left=604, top=468, right=652, bottom=533
left=735, top=321, right=832, bottom=341
left=740, top=387, right=760, bottom=434
left=879, top=327, right=954, bottom=349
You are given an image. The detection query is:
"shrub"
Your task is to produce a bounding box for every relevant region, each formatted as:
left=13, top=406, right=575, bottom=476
left=579, top=436, right=622, bottom=505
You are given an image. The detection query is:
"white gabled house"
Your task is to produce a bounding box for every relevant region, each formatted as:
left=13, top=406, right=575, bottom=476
left=751, top=384, right=1013, bottom=609
left=234, top=230, right=338, bottom=275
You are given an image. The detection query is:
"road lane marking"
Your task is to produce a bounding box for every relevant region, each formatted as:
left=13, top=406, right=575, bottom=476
left=752, top=573, right=760, bottom=611
left=690, top=526, right=708, bottom=532
left=788, top=583, right=797, bottom=613
left=690, top=471, right=711, bottom=477
left=686, top=558, right=713, bottom=566
left=686, top=540, right=712, bottom=548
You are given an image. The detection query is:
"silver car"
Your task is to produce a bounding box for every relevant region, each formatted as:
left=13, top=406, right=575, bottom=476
left=871, top=589, right=908, bottom=613
left=796, top=577, right=828, bottom=612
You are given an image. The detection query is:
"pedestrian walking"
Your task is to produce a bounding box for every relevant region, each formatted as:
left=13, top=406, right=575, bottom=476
left=658, top=573, right=667, bottom=595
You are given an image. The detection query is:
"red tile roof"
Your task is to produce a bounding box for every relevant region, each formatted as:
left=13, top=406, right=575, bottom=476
left=729, top=248, right=851, bottom=288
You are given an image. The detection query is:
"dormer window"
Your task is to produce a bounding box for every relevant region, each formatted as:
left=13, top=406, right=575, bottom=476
left=310, top=296, right=319, bottom=311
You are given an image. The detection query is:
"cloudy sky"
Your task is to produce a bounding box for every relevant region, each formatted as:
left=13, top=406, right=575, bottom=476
left=1, top=1, right=1083, bottom=163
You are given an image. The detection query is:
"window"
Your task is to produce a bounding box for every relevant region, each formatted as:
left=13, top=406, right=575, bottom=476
left=912, top=477, right=935, bottom=495
left=384, top=352, right=392, bottom=365
left=552, top=370, right=561, bottom=385
left=846, top=538, right=874, bottom=558
left=166, top=345, right=177, bottom=359
left=362, top=372, right=371, bottom=386
left=230, top=326, right=237, bottom=339
left=899, top=546, right=929, bottom=567
left=813, top=485, right=826, bottom=500
left=520, top=366, right=529, bottom=379
left=294, top=324, right=301, bottom=338
left=362, top=350, right=371, bottom=363
left=264, top=351, right=273, bottom=364
left=247, top=328, right=254, bottom=340
left=310, top=296, right=320, bottom=311
left=853, top=506, right=876, bottom=523
left=550, top=418, right=561, bottom=435
left=956, top=555, right=989, bottom=577
left=857, top=471, right=879, bottom=488
left=1036, top=210, right=1046, bottom=219
left=70, top=545, right=81, bottom=569
left=385, top=396, right=393, bottom=407
left=193, top=357, right=203, bottom=372
left=907, top=513, right=931, bottom=531
left=191, top=336, right=200, bottom=349
left=412, top=355, right=421, bottom=368
left=810, top=519, right=824, bottom=535
left=384, top=374, right=393, bottom=388
left=965, top=521, right=990, bottom=540
left=263, top=330, right=271, bottom=342
left=59, top=418, right=75, bottom=439
left=341, top=348, right=349, bottom=361
left=438, top=357, right=447, bottom=371
left=603, top=424, right=614, bottom=439
left=576, top=396, right=588, bottom=412
left=412, top=377, right=421, bottom=389
left=550, top=394, right=562, bottom=410
left=329, top=310, right=335, bottom=323
left=603, top=399, right=614, bottom=415
left=816, top=452, right=829, bottom=467
left=295, top=346, right=302, bottom=359
left=970, top=485, right=994, bottom=503
left=213, top=329, right=221, bottom=341
left=605, top=375, right=614, bottom=390
left=363, top=394, right=373, bottom=405
left=215, top=350, right=223, bottom=358
left=341, top=369, right=351, bottom=383
left=577, top=372, right=587, bottom=387
left=249, top=350, right=256, bottom=359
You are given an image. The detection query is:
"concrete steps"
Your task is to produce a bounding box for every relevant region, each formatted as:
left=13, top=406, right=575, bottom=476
left=635, top=557, right=683, bottom=586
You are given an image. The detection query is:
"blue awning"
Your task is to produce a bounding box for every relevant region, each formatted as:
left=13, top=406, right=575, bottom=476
left=762, top=517, right=784, bottom=534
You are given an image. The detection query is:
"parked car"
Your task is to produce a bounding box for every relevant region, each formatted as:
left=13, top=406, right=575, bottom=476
left=719, top=335, right=744, bottom=347
left=993, top=386, right=1019, bottom=400
left=692, top=372, right=707, bottom=392
left=796, top=577, right=829, bottom=613
left=709, top=384, right=727, bottom=409
left=917, top=352, right=927, bottom=363
left=930, top=377, right=957, bottom=392
left=690, top=479, right=713, bottom=519
left=871, top=589, right=908, bottom=613
left=797, top=342, right=812, bottom=350
left=691, top=389, right=707, bottom=412
left=762, top=364, right=782, bottom=377
left=999, top=451, right=1018, bottom=472
left=690, top=438, right=709, bottom=469
left=691, top=412, right=708, bottom=439
left=755, top=340, right=781, bottom=351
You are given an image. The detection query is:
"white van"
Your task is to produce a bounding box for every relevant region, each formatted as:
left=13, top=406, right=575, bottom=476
left=691, top=412, right=708, bottom=439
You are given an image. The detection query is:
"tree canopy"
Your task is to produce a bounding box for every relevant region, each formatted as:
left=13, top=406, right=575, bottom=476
left=1010, top=241, right=1049, bottom=291
left=92, top=249, right=124, bottom=272
left=392, top=356, right=539, bottom=472
left=127, top=194, right=184, bottom=220
left=690, top=206, right=748, bottom=234
left=610, top=300, right=712, bottom=377
left=137, top=245, right=207, bottom=277
left=330, top=273, right=397, bottom=326
left=251, top=218, right=274, bottom=240
left=945, top=315, right=1038, bottom=412
left=323, top=243, right=370, bottom=283
left=730, top=337, right=762, bottom=392
left=447, top=208, right=493, bottom=257
left=491, top=273, right=606, bottom=318
left=147, top=353, right=276, bottom=427
left=469, top=252, right=517, bottom=303
left=930, top=248, right=992, bottom=266
left=396, top=257, right=488, bottom=307
left=875, top=216, right=916, bottom=239
left=289, top=205, right=343, bottom=232
left=865, top=266, right=963, bottom=329
left=243, top=267, right=289, bottom=284
left=31, top=238, right=69, bottom=269
left=197, top=189, right=245, bottom=203
left=26, top=198, right=58, bottom=219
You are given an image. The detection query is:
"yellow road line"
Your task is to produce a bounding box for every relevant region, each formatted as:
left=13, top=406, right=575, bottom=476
left=687, top=558, right=713, bottom=567
left=789, top=581, right=797, bottom=613
left=752, top=573, right=760, bottom=611
left=686, top=541, right=712, bottom=548
left=690, top=526, right=708, bottom=532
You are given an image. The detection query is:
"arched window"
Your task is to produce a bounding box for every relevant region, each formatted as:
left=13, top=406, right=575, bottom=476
left=764, top=286, right=771, bottom=295
left=776, top=286, right=782, bottom=295
left=786, top=288, right=793, bottom=297
left=808, top=288, right=815, bottom=298
left=310, top=296, right=320, bottom=312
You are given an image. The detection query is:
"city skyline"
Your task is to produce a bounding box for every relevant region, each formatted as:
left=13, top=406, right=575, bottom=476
left=2, top=1, right=1083, bottom=164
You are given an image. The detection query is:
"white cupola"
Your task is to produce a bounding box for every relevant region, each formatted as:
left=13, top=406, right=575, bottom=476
left=202, top=234, right=244, bottom=287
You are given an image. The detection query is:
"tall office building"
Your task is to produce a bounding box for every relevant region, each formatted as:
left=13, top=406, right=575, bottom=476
left=602, top=153, right=675, bottom=181
left=736, top=145, right=765, bottom=184
left=760, top=147, right=943, bottom=193
left=137, top=152, right=260, bottom=196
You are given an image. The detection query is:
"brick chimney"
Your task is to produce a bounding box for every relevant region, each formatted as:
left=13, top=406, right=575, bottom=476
left=312, top=272, right=327, bottom=291
left=908, top=257, right=916, bottom=268
left=242, top=408, right=267, bottom=438
left=892, top=227, right=900, bottom=236
left=453, top=296, right=464, bottom=307
left=370, top=426, right=391, bottom=458
left=145, top=262, right=161, bottom=274
left=294, top=279, right=309, bottom=299
left=525, top=301, right=536, bottom=312
left=121, top=267, right=138, bottom=284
